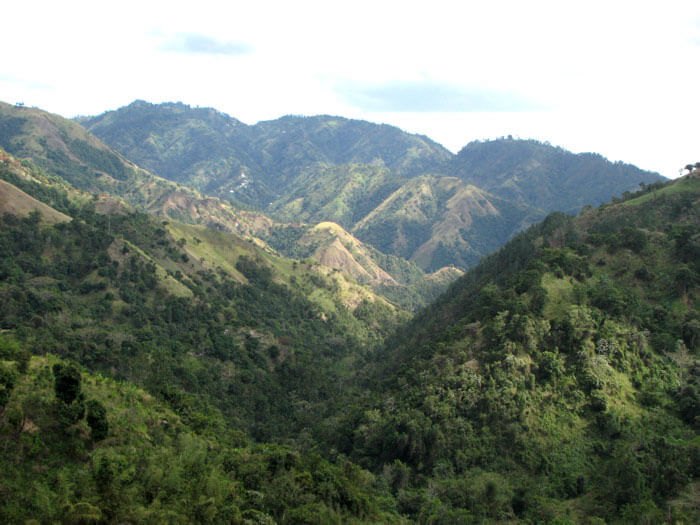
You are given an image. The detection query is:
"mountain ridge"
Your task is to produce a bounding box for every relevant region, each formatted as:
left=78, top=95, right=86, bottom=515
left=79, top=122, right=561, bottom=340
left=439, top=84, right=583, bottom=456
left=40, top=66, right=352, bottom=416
left=77, top=100, right=665, bottom=271
left=1, top=102, right=452, bottom=310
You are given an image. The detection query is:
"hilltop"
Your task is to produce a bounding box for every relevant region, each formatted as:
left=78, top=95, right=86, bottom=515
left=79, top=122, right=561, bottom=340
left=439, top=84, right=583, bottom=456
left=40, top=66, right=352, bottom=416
left=78, top=100, right=665, bottom=270
left=1, top=102, right=455, bottom=310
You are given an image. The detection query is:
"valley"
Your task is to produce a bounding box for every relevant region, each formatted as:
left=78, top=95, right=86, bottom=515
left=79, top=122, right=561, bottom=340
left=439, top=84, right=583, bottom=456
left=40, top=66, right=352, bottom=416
left=0, top=100, right=696, bottom=523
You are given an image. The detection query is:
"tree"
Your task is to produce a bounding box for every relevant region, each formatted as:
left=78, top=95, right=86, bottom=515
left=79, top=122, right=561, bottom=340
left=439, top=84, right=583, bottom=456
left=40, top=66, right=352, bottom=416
left=53, top=363, right=82, bottom=405
left=86, top=400, right=109, bottom=441
left=0, top=363, right=16, bottom=411
left=53, top=362, right=86, bottom=427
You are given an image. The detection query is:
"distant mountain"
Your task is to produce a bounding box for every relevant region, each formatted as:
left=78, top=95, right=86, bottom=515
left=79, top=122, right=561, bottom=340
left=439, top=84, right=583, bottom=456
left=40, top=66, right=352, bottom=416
left=248, top=114, right=452, bottom=183
left=76, top=100, right=274, bottom=204
left=78, top=101, right=665, bottom=272
left=0, top=105, right=453, bottom=310
left=352, top=175, right=544, bottom=271
left=450, top=137, right=663, bottom=213
left=77, top=100, right=452, bottom=205
left=264, top=220, right=464, bottom=309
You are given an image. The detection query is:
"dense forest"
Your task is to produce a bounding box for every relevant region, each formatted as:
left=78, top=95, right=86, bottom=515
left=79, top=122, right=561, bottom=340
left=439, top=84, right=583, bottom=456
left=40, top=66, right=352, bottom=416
left=334, top=176, right=699, bottom=522
left=76, top=101, right=663, bottom=271
left=0, top=104, right=697, bottom=522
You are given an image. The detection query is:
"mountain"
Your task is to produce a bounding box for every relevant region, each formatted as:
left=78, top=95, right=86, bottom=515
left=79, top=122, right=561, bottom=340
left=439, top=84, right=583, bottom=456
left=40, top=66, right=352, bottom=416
left=77, top=100, right=452, bottom=205
left=352, top=175, right=544, bottom=271
left=78, top=101, right=665, bottom=272
left=76, top=100, right=275, bottom=205
left=0, top=155, right=407, bottom=443
left=264, top=220, right=464, bottom=310
left=1, top=96, right=696, bottom=522
left=450, top=137, right=663, bottom=213
left=333, top=174, right=699, bottom=522
left=2, top=102, right=452, bottom=310
left=0, top=144, right=421, bottom=521
left=266, top=165, right=544, bottom=271
left=0, top=101, right=272, bottom=237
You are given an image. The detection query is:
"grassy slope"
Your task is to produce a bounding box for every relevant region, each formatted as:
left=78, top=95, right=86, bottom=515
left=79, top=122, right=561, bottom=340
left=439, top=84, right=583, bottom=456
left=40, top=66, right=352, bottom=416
left=0, top=178, right=70, bottom=224
left=353, top=175, right=544, bottom=271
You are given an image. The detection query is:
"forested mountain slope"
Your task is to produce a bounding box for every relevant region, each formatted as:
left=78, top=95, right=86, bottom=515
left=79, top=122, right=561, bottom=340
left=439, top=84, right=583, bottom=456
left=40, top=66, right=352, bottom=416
left=334, top=175, right=699, bottom=522
left=0, top=153, right=408, bottom=445
left=450, top=137, right=663, bottom=213
left=0, top=104, right=455, bottom=310
left=0, top=101, right=280, bottom=239
left=78, top=101, right=664, bottom=272
left=0, top=147, right=418, bottom=523
left=0, top=347, right=404, bottom=523
left=77, top=101, right=452, bottom=205
left=1, top=99, right=690, bottom=523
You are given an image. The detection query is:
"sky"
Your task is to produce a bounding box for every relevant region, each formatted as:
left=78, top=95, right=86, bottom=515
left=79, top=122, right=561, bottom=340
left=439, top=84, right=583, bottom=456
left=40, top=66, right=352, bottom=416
left=1, top=0, right=698, bottom=178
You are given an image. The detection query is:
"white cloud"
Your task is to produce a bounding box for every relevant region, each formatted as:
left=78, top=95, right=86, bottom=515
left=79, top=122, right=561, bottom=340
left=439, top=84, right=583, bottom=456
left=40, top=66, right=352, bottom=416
left=1, top=0, right=698, bottom=178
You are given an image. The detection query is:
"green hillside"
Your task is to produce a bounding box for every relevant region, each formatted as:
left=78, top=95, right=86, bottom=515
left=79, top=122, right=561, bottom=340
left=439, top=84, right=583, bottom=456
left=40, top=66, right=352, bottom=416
left=78, top=101, right=664, bottom=272
left=76, top=100, right=274, bottom=205
left=0, top=101, right=274, bottom=237
left=450, top=137, right=664, bottom=213
left=0, top=346, right=403, bottom=523
left=333, top=175, right=699, bottom=522
left=2, top=104, right=453, bottom=310
left=2, top=100, right=694, bottom=523
left=0, top=165, right=407, bottom=444
left=77, top=101, right=452, bottom=206
left=352, top=175, right=544, bottom=271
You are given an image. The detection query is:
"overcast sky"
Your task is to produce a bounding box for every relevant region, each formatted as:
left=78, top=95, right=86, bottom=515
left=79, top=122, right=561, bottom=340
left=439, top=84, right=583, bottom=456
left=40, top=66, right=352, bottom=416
left=2, top=0, right=698, bottom=178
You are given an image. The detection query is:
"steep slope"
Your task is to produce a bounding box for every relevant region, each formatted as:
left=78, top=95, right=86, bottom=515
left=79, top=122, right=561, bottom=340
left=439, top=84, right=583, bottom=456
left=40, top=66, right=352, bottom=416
left=75, top=100, right=273, bottom=205
left=299, top=222, right=398, bottom=287
left=0, top=153, right=71, bottom=223
left=0, top=101, right=282, bottom=240
left=0, top=163, right=408, bottom=446
left=78, top=101, right=452, bottom=205
left=336, top=175, right=699, bottom=522
left=450, top=137, right=665, bottom=213
left=78, top=101, right=664, bottom=273
left=0, top=347, right=402, bottom=523
left=263, top=220, right=463, bottom=310
left=268, top=162, right=404, bottom=228
left=353, top=175, right=544, bottom=271
left=1, top=104, right=458, bottom=309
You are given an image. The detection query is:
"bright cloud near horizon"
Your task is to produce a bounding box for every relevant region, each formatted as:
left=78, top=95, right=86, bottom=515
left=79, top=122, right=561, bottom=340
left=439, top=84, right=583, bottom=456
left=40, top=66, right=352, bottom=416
left=2, top=0, right=698, bottom=178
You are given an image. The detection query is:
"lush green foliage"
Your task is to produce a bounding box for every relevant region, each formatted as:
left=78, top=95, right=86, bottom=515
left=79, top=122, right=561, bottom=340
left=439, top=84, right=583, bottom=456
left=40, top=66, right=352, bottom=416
left=0, top=349, right=400, bottom=523
left=0, top=200, right=400, bottom=444
left=78, top=101, right=663, bottom=272
left=333, top=176, right=699, bottom=522
left=1, top=101, right=695, bottom=523
left=451, top=137, right=663, bottom=213
left=78, top=101, right=452, bottom=208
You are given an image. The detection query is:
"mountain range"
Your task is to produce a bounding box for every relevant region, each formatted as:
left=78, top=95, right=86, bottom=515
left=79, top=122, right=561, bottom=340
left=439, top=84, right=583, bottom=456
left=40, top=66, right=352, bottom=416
left=0, top=101, right=460, bottom=310
left=77, top=100, right=664, bottom=271
left=0, top=98, right=695, bottom=523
